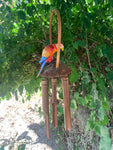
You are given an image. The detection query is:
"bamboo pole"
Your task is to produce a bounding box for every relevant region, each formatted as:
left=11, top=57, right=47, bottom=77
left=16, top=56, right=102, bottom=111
left=52, top=78, right=58, bottom=127
left=41, top=78, right=50, bottom=138
left=62, top=77, right=72, bottom=130
left=49, top=9, right=61, bottom=68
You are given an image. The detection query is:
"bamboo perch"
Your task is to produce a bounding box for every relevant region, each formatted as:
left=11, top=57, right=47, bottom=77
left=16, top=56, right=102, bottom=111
left=49, top=9, right=61, bottom=68
left=41, top=78, right=50, bottom=138
left=52, top=78, right=58, bottom=127
left=62, top=77, right=72, bottom=130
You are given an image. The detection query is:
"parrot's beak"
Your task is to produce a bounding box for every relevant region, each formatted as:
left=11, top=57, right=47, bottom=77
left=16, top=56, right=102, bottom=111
left=60, top=47, right=64, bottom=52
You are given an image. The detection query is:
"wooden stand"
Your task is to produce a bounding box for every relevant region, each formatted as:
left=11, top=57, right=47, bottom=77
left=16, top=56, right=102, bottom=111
left=41, top=63, right=72, bottom=138
left=40, top=9, right=72, bottom=138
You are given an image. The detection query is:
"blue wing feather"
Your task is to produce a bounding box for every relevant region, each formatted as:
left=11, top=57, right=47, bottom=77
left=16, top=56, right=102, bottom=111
left=39, top=57, right=47, bottom=64
left=36, top=57, right=47, bottom=78
left=38, top=60, right=46, bottom=76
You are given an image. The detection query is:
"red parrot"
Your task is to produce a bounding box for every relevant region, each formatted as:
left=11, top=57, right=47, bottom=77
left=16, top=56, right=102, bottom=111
left=36, top=43, right=64, bottom=78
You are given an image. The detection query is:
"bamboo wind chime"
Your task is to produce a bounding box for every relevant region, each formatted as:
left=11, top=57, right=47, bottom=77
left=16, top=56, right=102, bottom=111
left=41, top=9, right=72, bottom=138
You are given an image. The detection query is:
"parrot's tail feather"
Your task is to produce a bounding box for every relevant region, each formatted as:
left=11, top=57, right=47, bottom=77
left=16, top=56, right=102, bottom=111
left=36, top=60, right=46, bottom=78
left=36, top=74, right=39, bottom=78
left=39, top=57, right=47, bottom=64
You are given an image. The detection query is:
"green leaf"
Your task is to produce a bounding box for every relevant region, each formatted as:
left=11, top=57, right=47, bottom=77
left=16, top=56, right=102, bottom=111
left=18, top=85, right=24, bottom=95
left=99, top=126, right=112, bottom=150
left=17, top=11, right=26, bottom=20
left=64, top=32, right=73, bottom=42
left=90, top=67, right=97, bottom=77
left=57, top=105, right=63, bottom=113
left=25, top=23, right=32, bottom=35
left=74, top=92, right=79, bottom=99
left=96, top=46, right=103, bottom=58
left=101, top=126, right=110, bottom=137
left=85, top=0, right=93, bottom=4
left=105, top=67, right=111, bottom=72
left=97, top=78, right=107, bottom=93
left=102, top=47, right=113, bottom=63
left=99, top=115, right=109, bottom=126
left=84, top=94, right=92, bottom=104
left=6, top=92, right=11, bottom=100
left=89, top=98, right=96, bottom=109
left=82, top=71, right=91, bottom=84
left=97, top=107, right=106, bottom=121
left=73, top=41, right=79, bottom=49
left=27, top=6, right=33, bottom=16
left=99, top=136, right=112, bottom=150
left=95, top=124, right=101, bottom=136
left=25, top=83, right=32, bottom=94
left=86, top=111, right=96, bottom=131
left=90, top=111, right=96, bottom=121
left=86, top=120, right=95, bottom=132
left=91, top=83, right=98, bottom=101
left=86, top=120, right=92, bottom=132
left=71, top=99, right=77, bottom=110
left=102, top=100, right=109, bottom=111
left=78, top=97, right=86, bottom=106
left=69, top=66, right=79, bottom=84
left=73, top=40, right=86, bottom=49
left=14, top=90, right=18, bottom=101
left=107, top=71, right=113, bottom=80
left=78, top=40, right=86, bottom=48
left=22, top=98, right=25, bottom=103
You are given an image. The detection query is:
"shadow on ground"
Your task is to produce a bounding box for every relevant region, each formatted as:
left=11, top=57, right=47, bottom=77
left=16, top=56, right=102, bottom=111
left=0, top=122, right=62, bottom=150
left=28, top=123, right=61, bottom=149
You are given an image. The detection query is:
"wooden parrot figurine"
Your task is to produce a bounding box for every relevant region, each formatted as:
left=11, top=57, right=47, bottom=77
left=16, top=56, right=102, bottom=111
left=36, top=43, right=64, bottom=78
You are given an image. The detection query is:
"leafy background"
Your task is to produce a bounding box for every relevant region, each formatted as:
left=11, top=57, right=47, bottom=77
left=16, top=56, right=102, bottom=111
left=0, top=0, right=113, bottom=149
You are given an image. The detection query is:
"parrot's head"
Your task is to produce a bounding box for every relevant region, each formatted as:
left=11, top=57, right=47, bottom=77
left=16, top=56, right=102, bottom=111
left=55, top=43, right=64, bottom=52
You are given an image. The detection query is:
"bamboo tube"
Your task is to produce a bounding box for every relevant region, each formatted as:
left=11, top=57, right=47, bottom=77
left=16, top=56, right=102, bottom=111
left=49, top=9, right=61, bottom=68
left=62, top=77, right=72, bottom=130
left=41, top=78, right=50, bottom=138
left=52, top=78, right=58, bottom=127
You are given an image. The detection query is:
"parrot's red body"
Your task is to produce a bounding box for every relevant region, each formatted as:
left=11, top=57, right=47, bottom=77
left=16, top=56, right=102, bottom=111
left=36, top=43, right=64, bottom=78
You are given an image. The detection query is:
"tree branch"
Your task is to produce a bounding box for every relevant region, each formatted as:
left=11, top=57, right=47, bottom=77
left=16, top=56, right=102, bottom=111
left=36, top=14, right=47, bottom=41
left=85, top=31, right=92, bottom=69
left=85, top=30, right=95, bottom=80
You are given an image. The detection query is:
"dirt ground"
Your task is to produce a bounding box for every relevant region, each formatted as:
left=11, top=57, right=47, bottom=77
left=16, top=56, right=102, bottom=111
left=0, top=92, right=62, bottom=150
